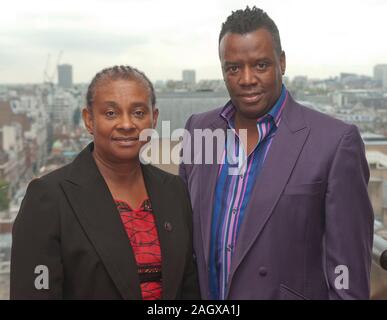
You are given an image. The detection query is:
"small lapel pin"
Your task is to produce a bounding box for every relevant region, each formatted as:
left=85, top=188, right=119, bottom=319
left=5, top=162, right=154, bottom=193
left=164, top=222, right=173, bottom=232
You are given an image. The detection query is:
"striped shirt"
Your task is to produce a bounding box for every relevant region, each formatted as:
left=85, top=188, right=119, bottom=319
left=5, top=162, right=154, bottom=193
left=209, top=85, right=288, bottom=300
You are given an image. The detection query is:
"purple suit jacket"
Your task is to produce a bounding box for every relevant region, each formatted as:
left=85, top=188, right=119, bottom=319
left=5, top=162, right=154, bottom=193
left=179, top=94, right=374, bottom=300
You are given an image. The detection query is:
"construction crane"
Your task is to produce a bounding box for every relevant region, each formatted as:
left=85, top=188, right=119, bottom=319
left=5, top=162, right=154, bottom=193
left=43, top=50, right=63, bottom=84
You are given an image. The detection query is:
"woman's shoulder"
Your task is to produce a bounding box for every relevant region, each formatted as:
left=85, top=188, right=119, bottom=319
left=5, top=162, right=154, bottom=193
left=143, top=165, right=190, bottom=204
left=26, top=162, right=72, bottom=196
left=143, top=164, right=183, bottom=185
left=35, top=163, right=72, bottom=184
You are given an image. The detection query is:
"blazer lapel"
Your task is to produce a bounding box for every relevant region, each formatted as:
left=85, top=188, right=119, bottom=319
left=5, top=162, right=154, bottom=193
left=227, top=97, right=310, bottom=291
left=60, top=144, right=142, bottom=300
left=141, top=165, right=188, bottom=300
left=199, top=117, right=228, bottom=268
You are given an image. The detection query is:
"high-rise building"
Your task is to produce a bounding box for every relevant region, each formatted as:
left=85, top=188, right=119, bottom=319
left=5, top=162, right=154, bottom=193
left=50, top=91, right=76, bottom=127
left=373, top=64, right=387, bottom=88
left=182, top=70, right=196, bottom=85
left=57, top=64, right=73, bottom=89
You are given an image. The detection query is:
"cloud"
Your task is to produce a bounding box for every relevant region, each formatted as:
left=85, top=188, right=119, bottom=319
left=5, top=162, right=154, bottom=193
left=1, top=28, right=149, bottom=56
left=0, top=0, right=386, bottom=83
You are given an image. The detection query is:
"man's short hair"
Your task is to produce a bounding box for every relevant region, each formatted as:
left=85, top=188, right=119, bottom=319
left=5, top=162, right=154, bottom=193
left=219, top=6, right=282, bottom=56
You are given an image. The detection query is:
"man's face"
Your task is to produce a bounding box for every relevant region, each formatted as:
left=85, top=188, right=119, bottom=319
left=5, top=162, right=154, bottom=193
left=82, top=79, right=158, bottom=163
left=219, top=28, right=286, bottom=119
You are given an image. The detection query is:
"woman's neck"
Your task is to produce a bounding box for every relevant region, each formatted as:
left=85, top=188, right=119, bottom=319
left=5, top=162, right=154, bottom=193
left=92, top=149, right=142, bottom=186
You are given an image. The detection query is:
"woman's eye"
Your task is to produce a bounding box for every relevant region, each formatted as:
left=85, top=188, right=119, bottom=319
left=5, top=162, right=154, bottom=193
left=134, top=110, right=145, bottom=117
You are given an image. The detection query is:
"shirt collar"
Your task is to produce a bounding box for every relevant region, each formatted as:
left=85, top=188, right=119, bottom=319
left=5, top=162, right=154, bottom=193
left=220, top=84, right=288, bottom=128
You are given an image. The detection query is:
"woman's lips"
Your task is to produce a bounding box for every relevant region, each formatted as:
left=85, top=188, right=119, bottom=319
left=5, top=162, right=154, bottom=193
left=112, top=137, right=139, bottom=147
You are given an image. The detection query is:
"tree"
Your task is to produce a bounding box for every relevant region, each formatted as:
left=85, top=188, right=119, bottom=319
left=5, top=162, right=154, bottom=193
left=0, top=180, right=10, bottom=211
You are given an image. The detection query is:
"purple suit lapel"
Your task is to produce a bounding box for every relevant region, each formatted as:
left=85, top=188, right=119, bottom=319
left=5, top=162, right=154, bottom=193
left=198, top=117, right=228, bottom=269
left=226, top=97, right=310, bottom=295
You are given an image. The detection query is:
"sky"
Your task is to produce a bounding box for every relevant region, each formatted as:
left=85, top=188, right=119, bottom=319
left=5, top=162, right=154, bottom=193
left=0, top=0, right=387, bottom=84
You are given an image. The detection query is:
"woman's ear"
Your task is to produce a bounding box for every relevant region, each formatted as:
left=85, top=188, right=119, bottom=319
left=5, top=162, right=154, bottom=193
left=152, top=108, right=159, bottom=129
left=82, top=107, right=93, bottom=135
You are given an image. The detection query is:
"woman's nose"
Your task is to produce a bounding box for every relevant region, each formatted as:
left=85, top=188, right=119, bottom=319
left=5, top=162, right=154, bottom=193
left=118, top=114, right=135, bottom=130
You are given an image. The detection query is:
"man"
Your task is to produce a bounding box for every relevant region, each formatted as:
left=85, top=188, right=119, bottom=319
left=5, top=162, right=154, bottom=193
left=179, top=6, right=373, bottom=299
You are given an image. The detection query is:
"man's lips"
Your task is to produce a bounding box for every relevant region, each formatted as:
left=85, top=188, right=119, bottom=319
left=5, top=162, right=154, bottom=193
left=238, top=92, right=263, bottom=104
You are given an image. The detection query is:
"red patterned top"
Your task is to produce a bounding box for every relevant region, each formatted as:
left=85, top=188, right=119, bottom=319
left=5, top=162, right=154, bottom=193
left=115, top=198, right=162, bottom=300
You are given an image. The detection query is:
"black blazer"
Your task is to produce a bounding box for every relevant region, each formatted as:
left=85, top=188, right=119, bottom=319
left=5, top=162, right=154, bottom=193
left=10, top=143, right=200, bottom=299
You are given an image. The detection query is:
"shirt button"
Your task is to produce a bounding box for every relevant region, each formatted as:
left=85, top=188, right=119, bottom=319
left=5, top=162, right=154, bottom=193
left=232, top=208, right=237, bottom=214
left=240, top=174, right=244, bottom=179
left=227, top=244, right=233, bottom=252
left=259, top=267, right=268, bottom=277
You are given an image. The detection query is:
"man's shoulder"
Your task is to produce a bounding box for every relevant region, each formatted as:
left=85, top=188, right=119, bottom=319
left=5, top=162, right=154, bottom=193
left=295, top=101, right=353, bottom=136
left=186, top=107, right=223, bottom=129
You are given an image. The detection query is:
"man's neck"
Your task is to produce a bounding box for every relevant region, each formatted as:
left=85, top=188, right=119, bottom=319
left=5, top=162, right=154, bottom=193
left=234, top=112, right=259, bottom=132
left=234, top=113, right=259, bottom=156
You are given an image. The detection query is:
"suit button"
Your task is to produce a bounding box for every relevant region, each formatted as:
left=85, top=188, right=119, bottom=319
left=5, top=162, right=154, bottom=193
left=164, top=222, right=173, bottom=232
left=259, top=267, right=267, bottom=277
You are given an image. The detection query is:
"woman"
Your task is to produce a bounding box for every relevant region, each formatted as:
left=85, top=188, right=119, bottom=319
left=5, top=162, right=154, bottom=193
left=10, top=65, right=200, bottom=300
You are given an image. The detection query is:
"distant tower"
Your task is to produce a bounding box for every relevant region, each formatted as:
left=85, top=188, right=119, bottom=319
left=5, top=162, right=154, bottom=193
left=57, top=64, right=73, bottom=89
left=182, top=70, right=196, bottom=85
left=373, top=64, right=387, bottom=88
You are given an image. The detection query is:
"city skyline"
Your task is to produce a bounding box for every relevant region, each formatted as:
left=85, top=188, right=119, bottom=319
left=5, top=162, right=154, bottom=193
left=1, top=0, right=387, bottom=84
left=0, top=67, right=382, bottom=86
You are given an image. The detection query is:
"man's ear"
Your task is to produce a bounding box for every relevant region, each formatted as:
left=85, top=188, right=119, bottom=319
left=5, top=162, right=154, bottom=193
left=280, top=51, right=286, bottom=75
left=82, top=107, right=93, bottom=135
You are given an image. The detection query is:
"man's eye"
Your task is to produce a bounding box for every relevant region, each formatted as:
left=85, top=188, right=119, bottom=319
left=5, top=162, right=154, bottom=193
left=106, top=111, right=116, bottom=117
left=257, top=63, right=268, bottom=70
left=228, top=66, right=239, bottom=73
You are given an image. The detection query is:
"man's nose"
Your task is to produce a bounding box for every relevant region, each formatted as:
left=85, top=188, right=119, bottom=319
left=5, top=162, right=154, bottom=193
left=239, top=67, right=257, bottom=86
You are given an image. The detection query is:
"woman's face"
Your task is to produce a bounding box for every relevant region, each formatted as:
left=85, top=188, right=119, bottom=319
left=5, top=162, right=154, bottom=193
left=83, top=78, right=158, bottom=163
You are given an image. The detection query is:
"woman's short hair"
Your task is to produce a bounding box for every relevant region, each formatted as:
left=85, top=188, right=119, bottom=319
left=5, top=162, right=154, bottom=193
left=86, top=65, right=156, bottom=109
